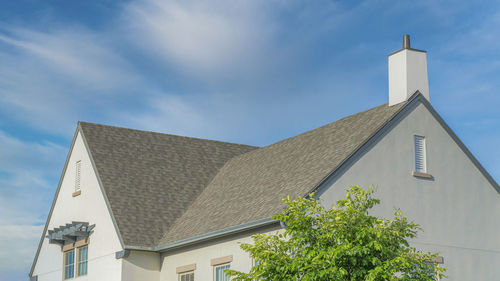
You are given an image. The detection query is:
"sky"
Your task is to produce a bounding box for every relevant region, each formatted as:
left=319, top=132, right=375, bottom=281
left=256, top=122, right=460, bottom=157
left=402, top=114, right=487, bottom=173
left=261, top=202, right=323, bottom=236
left=0, top=0, right=499, bottom=280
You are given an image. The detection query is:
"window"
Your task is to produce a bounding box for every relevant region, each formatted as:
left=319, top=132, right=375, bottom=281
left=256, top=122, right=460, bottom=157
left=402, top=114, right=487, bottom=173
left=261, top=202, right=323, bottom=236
left=252, top=257, right=260, bottom=268
left=75, top=160, right=81, bottom=191
left=78, top=246, right=88, bottom=276
left=414, top=135, right=426, bottom=173
left=179, top=271, right=194, bottom=281
left=64, top=250, right=75, bottom=279
left=214, top=264, right=230, bottom=281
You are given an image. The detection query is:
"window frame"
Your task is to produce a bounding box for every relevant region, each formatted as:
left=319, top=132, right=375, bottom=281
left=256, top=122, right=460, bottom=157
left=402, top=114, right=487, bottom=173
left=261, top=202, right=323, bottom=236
left=77, top=245, right=88, bottom=277
left=178, top=271, right=194, bottom=281
left=64, top=249, right=75, bottom=280
left=62, top=239, right=89, bottom=280
left=214, top=263, right=231, bottom=281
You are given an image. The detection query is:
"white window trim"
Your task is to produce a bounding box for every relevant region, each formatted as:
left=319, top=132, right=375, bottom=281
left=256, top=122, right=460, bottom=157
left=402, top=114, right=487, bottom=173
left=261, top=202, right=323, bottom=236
left=178, top=271, right=194, bottom=281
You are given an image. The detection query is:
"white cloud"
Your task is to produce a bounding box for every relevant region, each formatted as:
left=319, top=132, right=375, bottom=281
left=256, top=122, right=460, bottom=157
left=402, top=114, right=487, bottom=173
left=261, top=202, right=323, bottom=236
left=0, top=28, right=137, bottom=90
left=0, top=26, right=148, bottom=135
left=0, top=225, right=44, bottom=272
left=123, top=0, right=276, bottom=78
left=125, top=94, right=206, bottom=137
left=0, top=131, right=65, bottom=175
left=0, top=0, right=363, bottom=138
left=0, top=1, right=498, bottom=280
left=0, top=131, right=66, bottom=274
left=0, top=130, right=65, bottom=225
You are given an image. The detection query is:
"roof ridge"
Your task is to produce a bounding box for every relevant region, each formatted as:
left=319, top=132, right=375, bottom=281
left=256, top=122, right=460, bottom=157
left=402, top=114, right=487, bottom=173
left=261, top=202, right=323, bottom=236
left=216, top=103, right=391, bottom=163
left=158, top=101, right=408, bottom=245
left=265, top=103, right=390, bottom=147
left=78, top=121, right=258, bottom=149
left=79, top=121, right=258, bottom=247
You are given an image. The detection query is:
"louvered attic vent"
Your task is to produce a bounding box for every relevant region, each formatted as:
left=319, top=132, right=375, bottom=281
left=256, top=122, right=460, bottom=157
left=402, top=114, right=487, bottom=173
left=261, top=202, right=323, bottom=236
left=75, top=160, right=81, bottom=191
left=414, top=135, right=426, bottom=173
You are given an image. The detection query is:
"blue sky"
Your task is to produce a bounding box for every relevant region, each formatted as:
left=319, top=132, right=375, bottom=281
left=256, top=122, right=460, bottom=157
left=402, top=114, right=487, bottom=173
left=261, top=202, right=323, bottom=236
left=1, top=0, right=499, bottom=280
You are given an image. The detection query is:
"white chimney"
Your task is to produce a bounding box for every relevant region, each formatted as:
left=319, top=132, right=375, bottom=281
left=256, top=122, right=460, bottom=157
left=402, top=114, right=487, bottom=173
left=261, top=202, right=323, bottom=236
left=388, top=35, right=429, bottom=106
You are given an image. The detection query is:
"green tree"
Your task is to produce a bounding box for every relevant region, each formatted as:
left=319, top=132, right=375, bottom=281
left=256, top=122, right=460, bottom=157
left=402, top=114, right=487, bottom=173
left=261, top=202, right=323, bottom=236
left=226, top=186, right=446, bottom=280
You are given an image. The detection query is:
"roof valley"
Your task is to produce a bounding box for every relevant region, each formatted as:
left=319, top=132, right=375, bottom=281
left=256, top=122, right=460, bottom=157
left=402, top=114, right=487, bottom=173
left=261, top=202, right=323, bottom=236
left=159, top=101, right=406, bottom=245
left=77, top=101, right=407, bottom=248
left=79, top=122, right=257, bottom=247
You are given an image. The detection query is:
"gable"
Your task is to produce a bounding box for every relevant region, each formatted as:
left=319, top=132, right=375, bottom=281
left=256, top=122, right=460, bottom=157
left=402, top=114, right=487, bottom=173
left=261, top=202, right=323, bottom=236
left=31, top=130, right=123, bottom=279
left=78, top=122, right=257, bottom=247
left=158, top=101, right=407, bottom=245
left=32, top=93, right=499, bottom=262
left=317, top=97, right=500, bottom=281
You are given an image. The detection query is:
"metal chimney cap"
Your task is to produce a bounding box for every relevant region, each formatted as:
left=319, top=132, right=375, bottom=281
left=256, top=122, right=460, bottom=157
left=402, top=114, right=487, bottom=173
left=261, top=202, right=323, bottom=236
left=403, top=34, right=411, bottom=49
left=388, top=34, right=426, bottom=56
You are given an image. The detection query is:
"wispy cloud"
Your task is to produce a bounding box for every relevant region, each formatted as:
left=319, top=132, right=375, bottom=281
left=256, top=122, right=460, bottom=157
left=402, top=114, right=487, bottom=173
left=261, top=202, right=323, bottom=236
left=0, top=225, right=44, bottom=272
left=0, top=25, right=149, bottom=135
left=123, top=0, right=275, bottom=78
left=0, top=131, right=65, bottom=276
left=0, top=1, right=500, bottom=280
left=0, top=29, right=131, bottom=89
left=0, top=0, right=385, bottom=139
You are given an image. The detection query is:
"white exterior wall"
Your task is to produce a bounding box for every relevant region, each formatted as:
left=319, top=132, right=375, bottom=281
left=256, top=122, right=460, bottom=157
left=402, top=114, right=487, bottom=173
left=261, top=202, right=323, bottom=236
left=160, top=227, right=281, bottom=281
left=32, top=131, right=123, bottom=281
left=32, top=101, right=499, bottom=281
left=318, top=102, right=500, bottom=280
left=122, top=251, right=160, bottom=281
left=389, top=49, right=429, bottom=105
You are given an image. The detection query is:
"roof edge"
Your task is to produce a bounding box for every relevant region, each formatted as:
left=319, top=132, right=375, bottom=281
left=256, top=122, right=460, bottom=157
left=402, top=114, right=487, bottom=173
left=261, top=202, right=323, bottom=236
left=29, top=126, right=80, bottom=277
left=311, top=92, right=499, bottom=197
left=388, top=47, right=427, bottom=57
left=78, top=122, right=126, bottom=248
left=136, top=99, right=411, bottom=251
left=148, top=93, right=499, bottom=251
left=124, top=218, right=279, bottom=252
left=306, top=93, right=417, bottom=197
left=417, top=96, right=500, bottom=194
left=30, top=123, right=133, bottom=277
left=34, top=95, right=498, bottom=268
left=78, top=121, right=258, bottom=149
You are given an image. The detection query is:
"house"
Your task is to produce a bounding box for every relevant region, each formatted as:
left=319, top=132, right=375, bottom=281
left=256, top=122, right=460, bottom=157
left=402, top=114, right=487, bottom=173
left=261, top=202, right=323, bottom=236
left=29, top=35, right=500, bottom=281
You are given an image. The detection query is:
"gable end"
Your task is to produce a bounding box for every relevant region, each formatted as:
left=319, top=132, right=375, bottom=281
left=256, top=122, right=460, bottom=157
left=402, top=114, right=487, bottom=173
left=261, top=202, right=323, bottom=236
left=29, top=124, right=124, bottom=277
left=314, top=92, right=500, bottom=197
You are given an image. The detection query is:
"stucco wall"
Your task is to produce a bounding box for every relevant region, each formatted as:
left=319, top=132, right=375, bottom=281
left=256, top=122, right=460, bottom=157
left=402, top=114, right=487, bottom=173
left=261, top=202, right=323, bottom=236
left=122, top=251, right=160, bottom=281
left=32, top=131, right=123, bottom=281
left=159, top=225, right=281, bottom=281
left=32, top=100, right=500, bottom=281
left=318, top=101, right=500, bottom=280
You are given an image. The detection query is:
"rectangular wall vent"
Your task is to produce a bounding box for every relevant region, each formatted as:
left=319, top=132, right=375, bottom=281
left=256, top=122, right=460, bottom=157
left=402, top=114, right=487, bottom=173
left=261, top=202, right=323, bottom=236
left=414, top=135, right=426, bottom=173
left=75, top=160, right=81, bottom=191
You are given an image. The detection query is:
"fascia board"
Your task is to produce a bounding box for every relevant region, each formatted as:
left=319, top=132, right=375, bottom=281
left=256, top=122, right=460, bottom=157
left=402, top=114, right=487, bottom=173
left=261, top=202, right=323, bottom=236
left=124, top=218, right=279, bottom=253
left=29, top=123, right=127, bottom=277
left=29, top=127, right=80, bottom=277
left=78, top=122, right=126, bottom=248
left=312, top=92, right=500, bottom=197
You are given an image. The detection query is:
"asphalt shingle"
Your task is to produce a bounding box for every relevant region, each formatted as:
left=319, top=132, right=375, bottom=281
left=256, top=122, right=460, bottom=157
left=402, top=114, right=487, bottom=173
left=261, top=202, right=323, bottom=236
left=79, top=123, right=257, bottom=247
left=159, top=102, right=405, bottom=244
left=80, top=102, right=405, bottom=247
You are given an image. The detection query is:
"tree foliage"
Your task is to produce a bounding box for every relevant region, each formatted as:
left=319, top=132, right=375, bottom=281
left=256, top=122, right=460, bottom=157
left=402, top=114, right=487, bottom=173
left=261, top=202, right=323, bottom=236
left=226, top=186, right=446, bottom=280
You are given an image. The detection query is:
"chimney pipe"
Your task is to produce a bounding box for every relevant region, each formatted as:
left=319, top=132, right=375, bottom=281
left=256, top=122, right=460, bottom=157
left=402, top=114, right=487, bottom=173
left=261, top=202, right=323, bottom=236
left=403, top=34, right=411, bottom=49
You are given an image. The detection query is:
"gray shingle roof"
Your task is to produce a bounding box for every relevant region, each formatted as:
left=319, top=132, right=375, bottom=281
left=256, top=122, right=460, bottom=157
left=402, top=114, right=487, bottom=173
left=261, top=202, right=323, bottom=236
left=79, top=122, right=257, bottom=247
left=79, top=102, right=406, bottom=248
left=159, top=102, right=406, bottom=244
